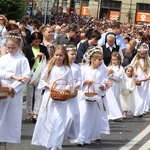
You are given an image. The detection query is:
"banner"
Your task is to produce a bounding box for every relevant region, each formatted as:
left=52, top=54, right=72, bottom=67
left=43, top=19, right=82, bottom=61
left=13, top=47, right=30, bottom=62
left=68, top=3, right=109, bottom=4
left=81, top=6, right=88, bottom=16
left=136, top=12, right=150, bottom=23
left=109, top=10, right=120, bottom=20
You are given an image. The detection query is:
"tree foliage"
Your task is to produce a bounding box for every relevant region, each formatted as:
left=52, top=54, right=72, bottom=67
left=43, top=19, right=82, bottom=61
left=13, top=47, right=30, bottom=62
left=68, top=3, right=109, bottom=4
left=126, top=10, right=133, bottom=23
left=0, top=0, right=25, bottom=21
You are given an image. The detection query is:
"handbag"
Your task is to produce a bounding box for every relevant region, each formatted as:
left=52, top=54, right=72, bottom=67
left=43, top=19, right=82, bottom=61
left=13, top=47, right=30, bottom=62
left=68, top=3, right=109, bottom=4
left=29, top=57, right=47, bottom=86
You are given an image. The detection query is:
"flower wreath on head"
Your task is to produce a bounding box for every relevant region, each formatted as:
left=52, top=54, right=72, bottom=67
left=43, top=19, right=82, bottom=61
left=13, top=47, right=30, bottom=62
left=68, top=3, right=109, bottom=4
left=115, top=54, right=120, bottom=57
left=66, top=47, right=76, bottom=51
left=137, top=43, right=149, bottom=52
left=87, top=46, right=103, bottom=59
left=6, top=35, right=21, bottom=39
left=137, top=48, right=149, bottom=52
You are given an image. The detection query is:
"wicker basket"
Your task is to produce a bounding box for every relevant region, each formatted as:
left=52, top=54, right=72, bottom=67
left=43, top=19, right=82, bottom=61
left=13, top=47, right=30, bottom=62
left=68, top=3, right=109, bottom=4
left=50, top=79, right=71, bottom=101
left=69, top=90, right=78, bottom=99
left=0, top=87, right=9, bottom=99
left=84, top=83, right=97, bottom=97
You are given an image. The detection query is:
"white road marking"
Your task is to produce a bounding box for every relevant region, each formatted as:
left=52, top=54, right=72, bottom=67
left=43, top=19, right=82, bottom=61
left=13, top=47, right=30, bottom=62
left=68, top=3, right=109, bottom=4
left=138, top=140, right=150, bottom=150
left=119, top=124, right=150, bottom=150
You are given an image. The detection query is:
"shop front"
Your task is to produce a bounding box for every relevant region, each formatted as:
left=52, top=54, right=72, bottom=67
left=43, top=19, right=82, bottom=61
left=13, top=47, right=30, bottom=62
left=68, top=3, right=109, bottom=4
left=136, top=3, right=150, bottom=23
left=99, top=0, right=122, bottom=20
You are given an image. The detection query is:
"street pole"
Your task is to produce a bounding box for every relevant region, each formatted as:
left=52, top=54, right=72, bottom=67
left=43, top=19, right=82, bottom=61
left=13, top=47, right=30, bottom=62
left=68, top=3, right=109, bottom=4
left=80, top=0, right=83, bottom=16
left=97, top=0, right=101, bottom=19
left=44, top=0, right=48, bottom=24
left=129, top=0, right=132, bottom=23
left=97, top=0, right=99, bottom=19
left=31, top=0, right=34, bottom=17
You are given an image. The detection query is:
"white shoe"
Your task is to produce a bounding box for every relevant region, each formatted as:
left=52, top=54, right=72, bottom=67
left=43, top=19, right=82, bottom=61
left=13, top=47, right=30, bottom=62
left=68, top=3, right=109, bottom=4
left=51, top=146, right=59, bottom=150
left=69, top=139, right=75, bottom=144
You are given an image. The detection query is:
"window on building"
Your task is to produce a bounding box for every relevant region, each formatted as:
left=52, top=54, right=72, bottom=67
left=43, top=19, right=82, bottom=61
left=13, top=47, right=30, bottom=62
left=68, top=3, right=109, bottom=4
left=102, top=0, right=121, bottom=9
left=82, top=0, right=89, bottom=6
left=137, top=3, right=150, bottom=12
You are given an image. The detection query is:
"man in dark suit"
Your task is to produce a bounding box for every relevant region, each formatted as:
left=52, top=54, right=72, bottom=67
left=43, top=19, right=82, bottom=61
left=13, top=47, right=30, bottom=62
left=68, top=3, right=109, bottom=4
left=55, top=23, right=78, bottom=46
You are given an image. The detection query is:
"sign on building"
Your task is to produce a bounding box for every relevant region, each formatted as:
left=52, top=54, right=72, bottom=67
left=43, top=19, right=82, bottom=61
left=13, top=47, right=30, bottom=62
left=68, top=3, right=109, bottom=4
left=81, top=6, right=88, bottom=16
left=109, top=10, right=120, bottom=21
left=136, top=12, right=150, bottom=23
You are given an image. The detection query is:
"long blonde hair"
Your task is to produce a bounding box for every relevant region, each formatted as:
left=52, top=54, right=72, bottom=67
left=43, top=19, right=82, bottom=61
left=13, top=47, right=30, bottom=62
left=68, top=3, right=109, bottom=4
left=125, top=65, right=136, bottom=86
left=125, top=65, right=134, bottom=78
left=0, top=14, right=8, bottom=26
left=46, top=45, right=70, bottom=80
left=132, top=44, right=149, bottom=75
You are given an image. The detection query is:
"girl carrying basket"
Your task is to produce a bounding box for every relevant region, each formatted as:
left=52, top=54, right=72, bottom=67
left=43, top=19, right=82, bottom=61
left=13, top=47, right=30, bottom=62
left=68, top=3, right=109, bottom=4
left=74, top=47, right=109, bottom=145
left=32, top=45, right=72, bottom=150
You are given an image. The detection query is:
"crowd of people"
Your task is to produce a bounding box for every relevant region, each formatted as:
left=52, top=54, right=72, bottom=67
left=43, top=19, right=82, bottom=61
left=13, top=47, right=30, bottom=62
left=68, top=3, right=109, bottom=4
left=0, top=13, right=150, bottom=150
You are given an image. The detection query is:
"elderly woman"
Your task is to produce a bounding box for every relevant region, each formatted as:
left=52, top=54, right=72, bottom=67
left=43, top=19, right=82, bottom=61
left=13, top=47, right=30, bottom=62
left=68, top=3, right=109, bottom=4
left=101, top=33, right=124, bottom=66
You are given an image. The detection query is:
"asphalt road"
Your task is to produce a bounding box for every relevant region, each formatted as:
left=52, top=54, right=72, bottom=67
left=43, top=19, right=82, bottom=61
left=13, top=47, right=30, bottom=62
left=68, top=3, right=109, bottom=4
left=7, top=102, right=150, bottom=150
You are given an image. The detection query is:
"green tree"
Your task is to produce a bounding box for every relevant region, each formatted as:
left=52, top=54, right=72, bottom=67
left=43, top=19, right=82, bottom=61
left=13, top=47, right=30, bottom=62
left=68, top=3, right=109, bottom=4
left=126, top=10, right=132, bottom=24
left=0, top=0, right=25, bottom=21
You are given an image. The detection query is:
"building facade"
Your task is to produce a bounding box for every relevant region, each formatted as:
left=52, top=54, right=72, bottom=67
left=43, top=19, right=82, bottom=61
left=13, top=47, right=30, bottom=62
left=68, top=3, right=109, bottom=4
left=32, top=0, right=150, bottom=23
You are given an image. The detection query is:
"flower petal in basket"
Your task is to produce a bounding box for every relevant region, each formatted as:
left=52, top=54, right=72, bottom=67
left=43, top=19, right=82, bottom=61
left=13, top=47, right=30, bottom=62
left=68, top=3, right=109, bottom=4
left=81, top=94, right=100, bottom=102
left=81, top=94, right=101, bottom=110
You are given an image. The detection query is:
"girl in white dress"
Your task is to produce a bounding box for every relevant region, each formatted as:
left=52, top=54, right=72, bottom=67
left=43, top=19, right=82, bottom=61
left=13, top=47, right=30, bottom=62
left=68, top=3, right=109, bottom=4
left=130, top=43, right=150, bottom=115
left=120, top=65, right=144, bottom=118
left=31, top=45, right=72, bottom=150
left=107, top=52, right=125, bottom=120
left=120, top=66, right=136, bottom=118
left=75, top=48, right=109, bottom=145
left=0, top=32, right=30, bottom=150
left=64, top=45, right=81, bottom=141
